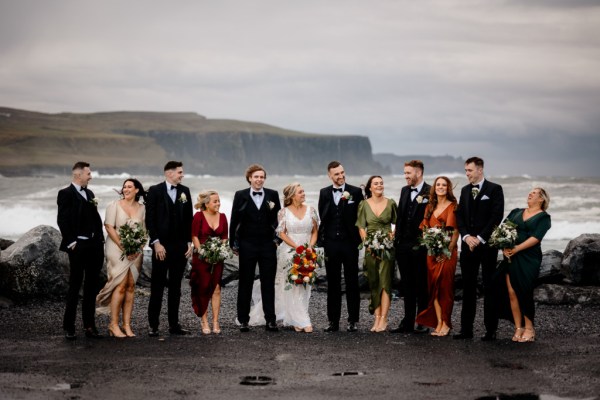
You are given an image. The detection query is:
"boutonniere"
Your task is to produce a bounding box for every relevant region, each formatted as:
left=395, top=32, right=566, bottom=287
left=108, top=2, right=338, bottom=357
left=416, top=195, right=424, bottom=204
left=471, top=187, right=480, bottom=199
left=341, top=191, right=352, bottom=201
left=89, top=198, right=99, bottom=207
left=178, top=193, right=188, bottom=203
left=268, top=201, right=275, bottom=210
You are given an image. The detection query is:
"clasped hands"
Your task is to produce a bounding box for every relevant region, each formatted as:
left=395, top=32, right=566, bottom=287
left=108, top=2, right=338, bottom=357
left=464, top=236, right=481, bottom=252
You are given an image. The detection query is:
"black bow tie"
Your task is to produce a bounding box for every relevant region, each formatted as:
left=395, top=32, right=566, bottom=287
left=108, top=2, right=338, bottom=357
left=410, top=188, right=418, bottom=192
left=333, top=188, right=343, bottom=193
left=170, top=185, right=177, bottom=190
left=79, top=187, right=86, bottom=191
left=471, top=184, right=479, bottom=189
left=252, top=191, right=263, bottom=196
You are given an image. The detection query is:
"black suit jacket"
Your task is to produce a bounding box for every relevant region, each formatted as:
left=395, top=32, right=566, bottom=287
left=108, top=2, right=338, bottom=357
left=57, top=184, right=103, bottom=252
left=456, top=179, right=504, bottom=242
left=145, top=182, right=193, bottom=246
left=317, top=183, right=363, bottom=247
left=229, top=187, right=281, bottom=249
left=394, top=182, right=432, bottom=245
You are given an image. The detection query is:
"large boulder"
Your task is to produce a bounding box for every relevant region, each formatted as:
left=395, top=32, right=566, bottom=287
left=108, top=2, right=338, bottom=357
left=0, top=225, right=69, bottom=300
left=538, top=250, right=565, bottom=284
left=0, top=238, right=15, bottom=250
left=561, top=234, right=600, bottom=286
left=535, top=283, right=600, bottom=305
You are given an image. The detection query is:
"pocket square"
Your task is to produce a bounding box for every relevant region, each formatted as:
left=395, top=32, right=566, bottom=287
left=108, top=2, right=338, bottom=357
left=348, top=200, right=355, bottom=204
left=481, top=195, right=490, bottom=200
left=422, top=199, right=428, bottom=204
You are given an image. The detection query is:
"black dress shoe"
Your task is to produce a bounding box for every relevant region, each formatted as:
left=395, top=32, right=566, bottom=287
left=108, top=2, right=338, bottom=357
left=324, top=322, right=339, bottom=332
left=169, top=325, right=191, bottom=335
left=347, top=322, right=358, bottom=332
left=265, top=321, right=279, bottom=332
left=414, top=324, right=429, bottom=334
left=390, top=324, right=413, bottom=334
left=65, top=329, right=77, bottom=341
left=148, top=327, right=160, bottom=337
left=453, top=331, right=474, bottom=340
left=481, top=332, right=497, bottom=341
left=84, top=327, right=104, bottom=339
left=239, top=323, right=250, bottom=332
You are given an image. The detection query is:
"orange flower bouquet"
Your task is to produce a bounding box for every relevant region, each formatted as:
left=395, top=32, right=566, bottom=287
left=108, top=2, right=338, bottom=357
left=286, top=244, right=322, bottom=289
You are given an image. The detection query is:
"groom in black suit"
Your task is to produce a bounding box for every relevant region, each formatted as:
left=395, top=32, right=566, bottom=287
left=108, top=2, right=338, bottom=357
left=391, top=160, right=431, bottom=334
left=57, top=161, right=105, bottom=340
left=318, top=161, right=363, bottom=332
left=455, top=157, right=504, bottom=341
left=146, top=161, right=194, bottom=336
left=230, top=164, right=281, bottom=332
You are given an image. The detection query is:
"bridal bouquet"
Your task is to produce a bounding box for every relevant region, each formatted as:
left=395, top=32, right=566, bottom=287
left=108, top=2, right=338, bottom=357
left=196, top=237, right=234, bottom=273
left=118, top=221, right=147, bottom=261
left=417, top=225, right=453, bottom=258
left=358, top=229, right=395, bottom=261
left=489, top=220, right=518, bottom=249
left=286, top=244, right=322, bottom=289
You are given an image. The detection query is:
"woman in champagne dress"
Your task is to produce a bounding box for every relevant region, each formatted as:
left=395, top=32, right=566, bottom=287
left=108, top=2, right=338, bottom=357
left=96, top=178, right=146, bottom=338
left=356, top=175, right=397, bottom=333
left=495, top=188, right=551, bottom=343
left=248, top=183, right=319, bottom=332
left=190, top=190, right=228, bottom=335
left=415, top=176, right=459, bottom=336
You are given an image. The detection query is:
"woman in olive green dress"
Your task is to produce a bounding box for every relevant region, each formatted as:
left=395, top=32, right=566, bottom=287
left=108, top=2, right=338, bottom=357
left=497, top=187, right=551, bottom=343
left=357, top=176, right=397, bottom=333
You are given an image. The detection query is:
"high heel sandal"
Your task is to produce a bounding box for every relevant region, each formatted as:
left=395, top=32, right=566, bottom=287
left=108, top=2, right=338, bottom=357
left=294, top=326, right=303, bottom=332
left=123, top=324, right=136, bottom=338
left=512, top=327, right=525, bottom=342
left=518, top=328, right=535, bottom=342
left=375, top=315, right=388, bottom=332
left=431, top=320, right=442, bottom=336
left=201, top=320, right=211, bottom=335
left=108, top=324, right=126, bottom=338
left=438, top=325, right=451, bottom=337
left=371, top=315, right=381, bottom=332
left=304, top=325, right=313, bottom=333
left=212, top=322, right=221, bottom=334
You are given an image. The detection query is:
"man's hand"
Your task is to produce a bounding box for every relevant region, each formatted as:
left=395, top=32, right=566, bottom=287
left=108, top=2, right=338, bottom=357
left=185, top=244, right=193, bottom=258
left=465, top=236, right=480, bottom=251
left=154, top=242, right=167, bottom=261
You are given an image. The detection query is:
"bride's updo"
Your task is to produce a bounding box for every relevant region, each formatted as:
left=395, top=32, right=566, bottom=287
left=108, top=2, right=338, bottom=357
left=194, top=190, right=219, bottom=210
left=282, top=182, right=302, bottom=207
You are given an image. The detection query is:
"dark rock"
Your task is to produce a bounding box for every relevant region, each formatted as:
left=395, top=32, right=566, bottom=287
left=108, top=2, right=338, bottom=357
left=0, top=226, right=69, bottom=299
left=538, top=250, right=565, bottom=284
left=535, top=283, right=600, bottom=305
left=0, top=295, right=13, bottom=308
left=561, top=234, right=600, bottom=285
left=137, top=248, right=191, bottom=288
left=0, top=238, right=15, bottom=251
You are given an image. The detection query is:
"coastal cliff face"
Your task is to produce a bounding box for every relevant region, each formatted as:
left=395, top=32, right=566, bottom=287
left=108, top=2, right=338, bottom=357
left=0, top=107, right=385, bottom=176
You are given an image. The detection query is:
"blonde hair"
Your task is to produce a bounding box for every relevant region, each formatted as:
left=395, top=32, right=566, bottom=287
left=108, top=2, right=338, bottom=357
left=534, top=187, right=550, bottom=211
left=194, top=190, right=219, bottom=210
left=282, top=182, right=302, bottom=207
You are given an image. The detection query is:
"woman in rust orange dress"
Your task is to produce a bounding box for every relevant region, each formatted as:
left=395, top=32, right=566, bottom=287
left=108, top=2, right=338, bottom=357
left=190, top=190, right=228, bottom=335
left=416, top=176, right=459, bottom=336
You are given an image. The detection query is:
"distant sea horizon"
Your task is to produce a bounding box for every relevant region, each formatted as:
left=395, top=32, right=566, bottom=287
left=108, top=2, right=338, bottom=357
left=1, top=172, right=599, bottom=253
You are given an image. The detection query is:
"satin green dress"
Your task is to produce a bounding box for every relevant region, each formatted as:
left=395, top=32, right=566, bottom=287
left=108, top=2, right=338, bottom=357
left=356, top=198, right=397, bottom=314
left=496, top=208, right=551, bottom=324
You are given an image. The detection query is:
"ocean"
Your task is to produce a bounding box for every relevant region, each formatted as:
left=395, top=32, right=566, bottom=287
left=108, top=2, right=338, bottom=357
left=1, top=172, right=598, bottom=253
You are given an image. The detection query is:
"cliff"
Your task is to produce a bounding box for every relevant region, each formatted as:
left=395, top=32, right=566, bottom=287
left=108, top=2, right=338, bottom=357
left=0, top=107, right=386, bottom=176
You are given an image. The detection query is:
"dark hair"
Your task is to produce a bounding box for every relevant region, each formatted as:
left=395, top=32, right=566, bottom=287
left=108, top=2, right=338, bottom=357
left=404, top=160, right=424, bottom=173
left=122, top=178, right=146, bottom=203
left=425, top=176, right=457, bottom=219
left=465, top=157, right=484, bottom=168
left=327, top=160, right=342, bottom=171
left=164, top=161, right=183, bottom=171
left=245, top=164, right=267, bottom=183
left=72, top=161, right=90, bottom=171
left=364, top=175, right=383, bottom=199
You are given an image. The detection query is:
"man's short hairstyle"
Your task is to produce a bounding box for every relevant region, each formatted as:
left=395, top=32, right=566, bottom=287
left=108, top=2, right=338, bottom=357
left=327, top=161, right=342, bottom=171
left=465, top=157, right=484, bottom=168
left=404, top=160, right=424, bottom=173
left=72, top=161, right=90, bottom=171
left=245, top=164, right=267, bottom=183
left=164, top=161, right=183, bottom=171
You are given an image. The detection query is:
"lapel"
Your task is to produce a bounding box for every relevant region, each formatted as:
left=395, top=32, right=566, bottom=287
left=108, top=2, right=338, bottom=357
left=400, top=187, right=411, bottom=215
left=162, top=183, right=174, bottom=209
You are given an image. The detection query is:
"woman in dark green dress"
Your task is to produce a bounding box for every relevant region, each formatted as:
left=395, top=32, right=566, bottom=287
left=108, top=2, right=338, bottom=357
left=356, top=176, right=397, bottom=333
left=497, top=187, right=551, bottom=343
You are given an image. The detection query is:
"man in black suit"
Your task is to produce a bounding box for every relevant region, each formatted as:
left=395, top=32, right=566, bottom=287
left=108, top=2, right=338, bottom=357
left=57, top=161, right=105, bottom=340
left=230, top=164, right=281, bottom=332
left=318, top=161, right=363, bottom=332
left=391, top=160, right=431, bottom=334
left=455, top=157, right=504, bottom=341
left=146, top=161, right=194, bottom=336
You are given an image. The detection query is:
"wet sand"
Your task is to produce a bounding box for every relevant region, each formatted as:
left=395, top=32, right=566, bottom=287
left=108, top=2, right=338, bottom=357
left=1, top=285, right=599, bottom=400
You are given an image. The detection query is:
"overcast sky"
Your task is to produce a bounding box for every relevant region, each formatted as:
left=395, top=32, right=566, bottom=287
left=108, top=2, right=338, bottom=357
left=1, top=0, right=599, bottom=176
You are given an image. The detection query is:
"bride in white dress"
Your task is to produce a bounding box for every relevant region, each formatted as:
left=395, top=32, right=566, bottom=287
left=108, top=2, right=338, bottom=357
left=248, top=182, right=319, bottom=332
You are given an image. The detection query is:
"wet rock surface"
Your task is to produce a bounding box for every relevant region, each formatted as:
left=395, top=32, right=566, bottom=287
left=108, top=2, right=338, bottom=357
left=561, top=234, right=600, bottom=286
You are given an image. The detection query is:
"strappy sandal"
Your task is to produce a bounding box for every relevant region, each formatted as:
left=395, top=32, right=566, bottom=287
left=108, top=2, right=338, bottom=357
left=512, top=327, right=524, bottom=342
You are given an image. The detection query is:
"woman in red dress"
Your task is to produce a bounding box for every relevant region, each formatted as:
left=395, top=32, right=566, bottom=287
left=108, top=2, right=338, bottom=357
left=190, top=190, right=228, bottom=334
left=416, top=176, right=459, bottom=336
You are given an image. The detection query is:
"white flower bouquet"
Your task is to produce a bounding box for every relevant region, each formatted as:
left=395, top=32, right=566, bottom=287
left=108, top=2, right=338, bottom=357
left=118, top=221, right=147, bottom=261
left=197, top=237, right=234, bottom=273
left=417, top=225, right=453, bottom=258
left=359, top=229, right=395, bottom=261
left=489, top=220, right=518, bottom=249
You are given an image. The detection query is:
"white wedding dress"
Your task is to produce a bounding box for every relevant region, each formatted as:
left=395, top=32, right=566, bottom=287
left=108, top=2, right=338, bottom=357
left=248, top=206, right=319, bottom=328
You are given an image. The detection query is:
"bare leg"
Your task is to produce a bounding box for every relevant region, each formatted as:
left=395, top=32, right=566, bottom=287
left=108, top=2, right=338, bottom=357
left=506, top=274, right=524, bottom=341
left=376, top=290, right=391, bottom=332
left=371, top=306, right=381, bottom=332
left=109, top=278, right=126, bottom=338
left=212, top=285, right=221, bottom=333
left=122, top=270, right=136, bottom=337
left=519, top=316, right=535, bottom=342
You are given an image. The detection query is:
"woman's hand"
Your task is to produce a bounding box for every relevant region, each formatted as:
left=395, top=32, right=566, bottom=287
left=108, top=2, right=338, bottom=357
left=127, top=252, right=140, bottom=261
